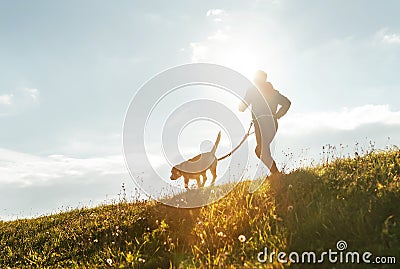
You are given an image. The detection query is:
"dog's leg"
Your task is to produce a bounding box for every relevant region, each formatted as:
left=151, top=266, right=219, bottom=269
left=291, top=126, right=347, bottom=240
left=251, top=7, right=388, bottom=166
left=195, top=176, right=202, bottom=189
left=210, top=163, right=217, bottom=186
left=201, top=172, right=207, bottom=187
left=184, top=176, right=189, bottom=190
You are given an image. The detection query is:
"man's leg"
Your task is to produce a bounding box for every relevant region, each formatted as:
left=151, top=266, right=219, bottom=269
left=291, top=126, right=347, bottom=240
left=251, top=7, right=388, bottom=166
left=254, top=116, right=279, bottom=175
left=254, top=118, right=262, bottom=159
left=270, top=160, right=279, bottom=175
left=260, top=142, right=280, bottom=175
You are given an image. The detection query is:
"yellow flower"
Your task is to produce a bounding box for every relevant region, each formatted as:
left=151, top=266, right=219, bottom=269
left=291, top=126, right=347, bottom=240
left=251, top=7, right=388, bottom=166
left=126, top=253, right=134, bottom=263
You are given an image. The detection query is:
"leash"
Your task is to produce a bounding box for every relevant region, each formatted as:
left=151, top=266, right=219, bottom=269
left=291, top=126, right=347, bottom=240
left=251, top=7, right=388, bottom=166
left=217, top=122, right=254, bottom=161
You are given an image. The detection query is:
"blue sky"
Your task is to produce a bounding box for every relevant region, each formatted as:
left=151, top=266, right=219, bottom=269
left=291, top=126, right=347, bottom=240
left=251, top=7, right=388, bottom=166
left=1, top=0, right=400, bottom=219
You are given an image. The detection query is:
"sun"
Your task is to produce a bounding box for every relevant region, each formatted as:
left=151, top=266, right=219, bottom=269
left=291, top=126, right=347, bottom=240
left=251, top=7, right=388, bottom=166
left=214, top=46, right=263, bottom=81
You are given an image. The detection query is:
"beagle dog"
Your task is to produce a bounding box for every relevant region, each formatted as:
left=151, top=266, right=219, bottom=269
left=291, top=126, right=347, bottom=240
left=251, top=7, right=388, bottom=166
left=170, top=132, right=221, bottom=189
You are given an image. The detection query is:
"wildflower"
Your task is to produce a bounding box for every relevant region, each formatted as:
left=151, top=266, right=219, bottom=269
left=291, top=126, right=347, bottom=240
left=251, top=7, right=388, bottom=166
left=138, top=257, right=146, bottom=263
left=217, top=231, right=226, bottom=237
left=238, top=235, right=246, bottom=243
left=126, top=253, right=134, bottom=263
left=106, top=258, right=113, bottom=266
left=287, top=205, right=294, bottom=212
left=288, top=184, right=293, bottom=189
left=93, top=239, right=98, bottom=243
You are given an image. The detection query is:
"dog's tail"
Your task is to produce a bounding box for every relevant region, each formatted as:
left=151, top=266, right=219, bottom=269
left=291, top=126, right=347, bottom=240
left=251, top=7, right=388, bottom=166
left=211, top=131, right=221, bottom=155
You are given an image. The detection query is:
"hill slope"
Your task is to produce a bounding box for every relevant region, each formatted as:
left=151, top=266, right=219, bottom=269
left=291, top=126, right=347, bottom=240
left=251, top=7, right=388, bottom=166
left=1, top=150, right=400, bottom=268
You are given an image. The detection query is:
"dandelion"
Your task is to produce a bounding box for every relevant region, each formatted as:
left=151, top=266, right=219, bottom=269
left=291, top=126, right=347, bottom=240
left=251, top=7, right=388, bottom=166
left=106, top=258, right=113, bottom=266
left=217, top=231, right=226, bottom=237
left=238, top=235, right=246, bottom=243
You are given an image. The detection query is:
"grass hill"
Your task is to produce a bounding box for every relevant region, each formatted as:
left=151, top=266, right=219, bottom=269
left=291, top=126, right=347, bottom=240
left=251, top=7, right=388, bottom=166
left=1, top=149, right=399, bottom=268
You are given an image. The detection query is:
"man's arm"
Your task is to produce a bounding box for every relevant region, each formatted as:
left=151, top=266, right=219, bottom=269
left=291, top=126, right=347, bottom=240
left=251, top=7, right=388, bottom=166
left=238, top=89, right=251, bottom=112
left=275, top=92, right=291, bottom=119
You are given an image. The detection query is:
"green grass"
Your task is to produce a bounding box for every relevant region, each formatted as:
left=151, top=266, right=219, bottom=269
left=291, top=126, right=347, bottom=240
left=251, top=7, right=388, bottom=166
left=1, top=149, right=399, bottom=268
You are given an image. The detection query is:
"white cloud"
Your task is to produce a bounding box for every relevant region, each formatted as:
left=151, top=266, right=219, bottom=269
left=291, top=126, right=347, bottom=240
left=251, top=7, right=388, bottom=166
left=0, top=88, right=40, bottom=116
left=0, top=148, right=126, bottom=186
left=24, top=88, right=40, bottom=102
left=0, top=94, right=13, bottom=105
left=206, top=9, right=227, bottom=22
left=377, top=28, right=400, bottom=45
left=190, top=42, right=209, bottom=62
left=206, top=9, right=226, bottom=17
left=382, top=33, right=400, bottom=44
left=280, top=104, right=400, bottom=135
left=207, top=30, right=228, bottom=41
left=190, top=28, right=230, bottom=62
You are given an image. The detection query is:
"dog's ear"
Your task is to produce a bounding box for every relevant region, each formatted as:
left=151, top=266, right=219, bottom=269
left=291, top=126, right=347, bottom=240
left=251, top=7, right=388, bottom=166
left=171, top=166, right=181, bottom=176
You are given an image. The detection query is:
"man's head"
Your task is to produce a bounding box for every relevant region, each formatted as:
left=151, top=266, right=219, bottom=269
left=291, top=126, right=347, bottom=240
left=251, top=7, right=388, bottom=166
left=254, top=70, right=267, bottom=85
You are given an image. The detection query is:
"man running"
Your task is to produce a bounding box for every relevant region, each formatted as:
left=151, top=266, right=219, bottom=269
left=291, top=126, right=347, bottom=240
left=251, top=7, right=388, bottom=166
left=239, top=70, right=291, bottom=176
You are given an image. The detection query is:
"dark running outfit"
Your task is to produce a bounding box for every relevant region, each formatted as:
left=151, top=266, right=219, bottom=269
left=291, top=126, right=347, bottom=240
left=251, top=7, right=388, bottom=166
left=240, top=81, right=291, bottom=174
